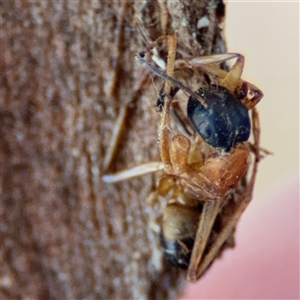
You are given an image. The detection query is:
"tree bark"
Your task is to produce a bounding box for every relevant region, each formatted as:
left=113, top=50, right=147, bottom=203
left=1, top=1, right=226, bottom=299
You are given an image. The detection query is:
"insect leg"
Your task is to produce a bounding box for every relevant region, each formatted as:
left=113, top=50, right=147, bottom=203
left=138, top=35, right=168, bottom=58
left=102, top=72, right=149, bottom=172
left=135, top=35, right=207, bottom=107
left=186, top=198, right=224, bottom=282
left=247, top=107, right=261, bottom=193
left=102, top=161, right=164, bottom=183
left=188, top=53, right=244, bottom=93
left=157, top=35, right=177, bottom=173
left=188, top=54, right=263, bottom=109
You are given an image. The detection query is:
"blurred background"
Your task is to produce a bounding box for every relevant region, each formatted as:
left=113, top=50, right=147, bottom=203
left=227, top=1, right=299, bottom=194
left=183, top=2, right=299, bottom=299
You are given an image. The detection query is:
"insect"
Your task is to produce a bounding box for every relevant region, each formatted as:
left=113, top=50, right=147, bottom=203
left=103, top=35, right=263, bottom=282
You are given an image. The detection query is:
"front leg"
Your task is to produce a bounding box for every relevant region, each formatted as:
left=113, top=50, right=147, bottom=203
left=102, top=162, right=165, bottom=183
left=187, top=198, right=224, bottom=282
left=188, top=53, right=244, bottom=93
left=186, top=54, right=263, bottom=109
left=169, top=134, right=191, bottom=174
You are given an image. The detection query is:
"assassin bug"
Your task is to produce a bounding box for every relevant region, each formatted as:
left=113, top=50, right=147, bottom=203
left=103, top=35, right=263, bottom=281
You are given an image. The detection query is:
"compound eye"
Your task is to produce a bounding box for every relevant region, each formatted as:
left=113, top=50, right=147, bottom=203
left=188, top=86, right=251, bottom=151
left=198, top=121, right=212, bottom=140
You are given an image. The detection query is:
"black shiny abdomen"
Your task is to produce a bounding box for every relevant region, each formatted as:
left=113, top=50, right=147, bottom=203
left=187, top=85, right=250, bottom=151
left=159, top=233, right=194, bottom=269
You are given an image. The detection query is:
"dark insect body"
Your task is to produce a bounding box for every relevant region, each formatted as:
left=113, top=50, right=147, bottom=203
left=159, top=204, right=201, bottom=269
left=103, top=35, right=264, bottom=282
left=187, top=85, right=251, bottom=151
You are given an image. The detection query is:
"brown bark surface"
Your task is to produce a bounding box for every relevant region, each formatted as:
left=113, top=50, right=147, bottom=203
left=1, top=1, right=226, bottom=299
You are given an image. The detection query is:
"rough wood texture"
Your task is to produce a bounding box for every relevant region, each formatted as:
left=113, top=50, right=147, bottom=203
left=1, top=1, right=226, bottom=299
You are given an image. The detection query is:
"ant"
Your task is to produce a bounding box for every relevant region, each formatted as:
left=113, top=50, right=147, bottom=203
left=103, top=35, right=264, bottom=282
